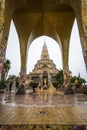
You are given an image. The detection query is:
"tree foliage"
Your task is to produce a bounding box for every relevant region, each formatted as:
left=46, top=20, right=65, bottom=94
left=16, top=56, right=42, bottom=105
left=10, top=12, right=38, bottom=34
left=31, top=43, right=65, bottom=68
left=1, top=59, right=10, bottom=80
left=7, top=75, right=18, bottom=81
left=55, top=70, right=86, bottom=87
left=0, top=59, right=11, bottom=90
left=55, top=70, right=64, bottom=86
left=70, top=76, right=86, bottom=85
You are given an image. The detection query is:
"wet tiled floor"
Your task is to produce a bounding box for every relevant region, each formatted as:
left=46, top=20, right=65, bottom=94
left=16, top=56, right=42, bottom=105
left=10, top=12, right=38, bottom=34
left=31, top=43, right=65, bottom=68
left=0, top=90, right=87, bottom=108
left=0, top=104, right=87, bottom=125
left=0, top=89, right=87, bottom=125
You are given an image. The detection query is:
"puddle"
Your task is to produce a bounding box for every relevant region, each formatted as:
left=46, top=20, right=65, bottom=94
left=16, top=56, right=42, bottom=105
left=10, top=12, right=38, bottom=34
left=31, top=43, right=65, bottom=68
left=0, top=93, right=87, bottom=108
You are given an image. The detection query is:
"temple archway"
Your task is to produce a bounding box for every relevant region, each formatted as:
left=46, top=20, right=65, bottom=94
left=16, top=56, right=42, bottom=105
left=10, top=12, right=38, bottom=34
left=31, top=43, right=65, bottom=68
left=69, top=19, right=87, bottom=80
left=0, top=0, right=87, bottom=92
left=27, top=36, right=62, bottom=74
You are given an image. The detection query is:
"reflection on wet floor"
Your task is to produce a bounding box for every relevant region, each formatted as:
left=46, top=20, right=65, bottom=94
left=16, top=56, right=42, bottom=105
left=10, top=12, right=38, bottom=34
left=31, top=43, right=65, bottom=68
left=0, top=90, right=87, bottom=125
left=0, top=90, right=87, bottom=108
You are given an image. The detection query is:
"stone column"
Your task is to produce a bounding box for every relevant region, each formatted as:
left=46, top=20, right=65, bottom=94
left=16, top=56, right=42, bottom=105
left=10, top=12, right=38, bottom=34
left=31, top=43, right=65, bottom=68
left=48, top=73, right=51, bottom=86
left=84, top=48, right=87, bottom=73
left=63, top=67, right=70, bottom=90
left=75, top=0, right=87, bottom=75
left=40, top=74, right=43, bottom=87
left=61, top=39, right=74, bottom=94
left=82, top=0, right=87, bottom=74
left=0, top=44, right=6, bottom=81
left=0, top=0, right=6, bottom=81
left=19, top=67, right=26, bottom=82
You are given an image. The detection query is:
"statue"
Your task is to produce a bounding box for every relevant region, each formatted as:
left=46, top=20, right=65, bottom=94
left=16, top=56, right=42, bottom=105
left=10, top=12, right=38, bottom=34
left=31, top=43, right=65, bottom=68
left=63, top=71, right=70, bottom=89
left=43, top=78, right=47, bottom=90
left=44, top=78, right=46, bottom=85
left=63, top=70, right=74, bottom=94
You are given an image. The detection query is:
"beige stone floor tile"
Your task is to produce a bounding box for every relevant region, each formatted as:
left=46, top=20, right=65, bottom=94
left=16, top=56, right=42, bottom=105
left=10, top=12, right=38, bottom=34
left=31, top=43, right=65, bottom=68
left=36, top=118, right=43, bottom=120
left=35, top=121, right=44, bottom=124
left=0, top=104, right=87, bottom=125
left=28, top=121, right=36, bottom=124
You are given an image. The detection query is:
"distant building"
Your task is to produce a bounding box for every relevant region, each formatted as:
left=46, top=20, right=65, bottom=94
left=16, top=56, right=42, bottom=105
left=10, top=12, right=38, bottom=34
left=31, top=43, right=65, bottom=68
left=26, top=42, right=59, bottom=86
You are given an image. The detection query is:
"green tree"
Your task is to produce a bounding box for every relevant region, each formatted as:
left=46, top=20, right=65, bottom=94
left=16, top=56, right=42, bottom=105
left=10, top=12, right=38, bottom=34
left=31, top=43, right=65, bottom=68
left=70, top=76, right=86, bottom=86
left=0, top=59, right=11, bottom=91
left=1, top=59, right=10, bottom=80
left=7, top=75, right=19, bottom=83
left=7, top=75, right=18, bottom=80
left=55, top=70, right=64, bottom=87
left=70, top=76, right=77, bottom=84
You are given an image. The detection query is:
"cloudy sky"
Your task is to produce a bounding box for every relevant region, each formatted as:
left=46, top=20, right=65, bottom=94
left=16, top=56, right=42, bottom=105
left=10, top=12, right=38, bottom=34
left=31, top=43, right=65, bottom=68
left=6, top=19, right=87, bottom=81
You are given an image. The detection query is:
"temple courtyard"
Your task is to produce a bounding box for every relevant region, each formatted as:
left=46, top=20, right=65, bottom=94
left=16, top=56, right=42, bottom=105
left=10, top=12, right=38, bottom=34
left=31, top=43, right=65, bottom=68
left=0, top=89, right=87, bottom=130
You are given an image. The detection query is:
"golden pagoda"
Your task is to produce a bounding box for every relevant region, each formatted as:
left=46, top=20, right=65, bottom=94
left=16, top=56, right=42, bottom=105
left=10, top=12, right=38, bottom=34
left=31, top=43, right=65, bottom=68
left=27, top=42, right=59, bottom=86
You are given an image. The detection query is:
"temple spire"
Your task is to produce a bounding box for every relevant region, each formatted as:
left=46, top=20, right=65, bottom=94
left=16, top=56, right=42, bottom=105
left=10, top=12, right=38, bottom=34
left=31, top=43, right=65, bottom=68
left=41, top=41, right=49, bottom=59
